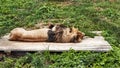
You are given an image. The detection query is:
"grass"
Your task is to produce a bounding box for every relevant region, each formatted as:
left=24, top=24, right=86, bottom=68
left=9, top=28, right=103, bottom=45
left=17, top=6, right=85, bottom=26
left=0, top=0, right=120, bottom=68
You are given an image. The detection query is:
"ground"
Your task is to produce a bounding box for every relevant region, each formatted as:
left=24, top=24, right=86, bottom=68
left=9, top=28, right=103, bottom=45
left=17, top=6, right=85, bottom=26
left=0, top=0, right=120, bottom=68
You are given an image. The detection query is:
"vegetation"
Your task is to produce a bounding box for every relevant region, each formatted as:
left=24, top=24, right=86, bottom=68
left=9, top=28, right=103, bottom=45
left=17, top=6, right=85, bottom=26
left=0, top=0, right=120, bottom=68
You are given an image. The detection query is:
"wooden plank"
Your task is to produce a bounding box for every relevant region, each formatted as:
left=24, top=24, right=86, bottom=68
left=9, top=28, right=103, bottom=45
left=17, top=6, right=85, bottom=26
left=0, top=35, right=112, bottom=52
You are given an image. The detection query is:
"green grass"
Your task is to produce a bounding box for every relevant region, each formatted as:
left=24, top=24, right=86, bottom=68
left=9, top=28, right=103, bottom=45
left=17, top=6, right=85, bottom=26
left=0, top=0, right=120, bottom=68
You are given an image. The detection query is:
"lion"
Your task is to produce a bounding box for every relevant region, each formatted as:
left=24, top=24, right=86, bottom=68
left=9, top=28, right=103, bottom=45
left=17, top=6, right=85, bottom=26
left=9, top=23, right=85, bottom=43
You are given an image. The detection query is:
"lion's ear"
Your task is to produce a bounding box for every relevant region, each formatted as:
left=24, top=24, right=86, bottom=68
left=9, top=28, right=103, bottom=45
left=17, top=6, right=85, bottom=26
left=48, top=23, right=54, bottom=29
left=71, top=27, right=74, bottom=31
left=72, top=27, right=78, bottom=32
left=72, top=27, right=75, bottom=29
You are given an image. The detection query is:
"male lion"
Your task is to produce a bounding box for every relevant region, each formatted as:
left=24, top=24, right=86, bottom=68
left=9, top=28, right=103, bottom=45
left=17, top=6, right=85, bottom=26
left=9, top=24, right=84, bottom=43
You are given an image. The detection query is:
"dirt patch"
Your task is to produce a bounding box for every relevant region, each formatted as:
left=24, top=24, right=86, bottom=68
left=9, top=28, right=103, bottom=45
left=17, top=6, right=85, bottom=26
left=0, top=51, right=35, bottom=61
left=49, top=0, right=73, bottom=7
left=57, top=1, right=72, bottom=7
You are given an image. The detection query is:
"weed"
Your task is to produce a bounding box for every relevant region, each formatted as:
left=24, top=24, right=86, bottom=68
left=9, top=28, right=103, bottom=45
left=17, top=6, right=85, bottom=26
left=0, top=0, right=120, bottom=68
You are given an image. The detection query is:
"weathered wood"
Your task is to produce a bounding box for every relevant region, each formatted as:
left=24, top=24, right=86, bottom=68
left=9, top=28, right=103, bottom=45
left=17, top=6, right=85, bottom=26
left=0, top=34, right=112, bottom=52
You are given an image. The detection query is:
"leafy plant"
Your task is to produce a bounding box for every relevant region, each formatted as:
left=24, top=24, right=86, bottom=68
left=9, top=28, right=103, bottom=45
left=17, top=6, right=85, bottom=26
left=0, top=0, right=120, bottom=68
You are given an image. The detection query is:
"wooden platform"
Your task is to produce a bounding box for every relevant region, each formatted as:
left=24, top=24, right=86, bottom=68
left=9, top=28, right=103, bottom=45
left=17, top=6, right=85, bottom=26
left=0, top=35, right=112, bottom=52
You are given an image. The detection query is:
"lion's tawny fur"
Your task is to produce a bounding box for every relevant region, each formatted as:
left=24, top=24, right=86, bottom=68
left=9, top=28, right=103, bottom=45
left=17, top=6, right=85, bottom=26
left=9, top=28, right=50, bottom=42
left=9, top=23, right=85, bottom=43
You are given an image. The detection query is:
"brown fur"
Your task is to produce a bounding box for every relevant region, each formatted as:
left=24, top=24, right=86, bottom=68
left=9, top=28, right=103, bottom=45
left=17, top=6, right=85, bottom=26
left=9, top=24, right=85, bottom=43
left=52, top=24, right=85, bottom=43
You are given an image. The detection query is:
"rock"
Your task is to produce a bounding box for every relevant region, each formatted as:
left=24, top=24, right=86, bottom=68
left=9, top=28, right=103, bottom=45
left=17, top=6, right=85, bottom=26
left=0, top=34, right=112, bottom=52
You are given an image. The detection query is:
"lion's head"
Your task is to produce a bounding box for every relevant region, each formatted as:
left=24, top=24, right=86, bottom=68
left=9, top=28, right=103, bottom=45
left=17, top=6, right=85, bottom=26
left=49, top=24, right=85, bottom=43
